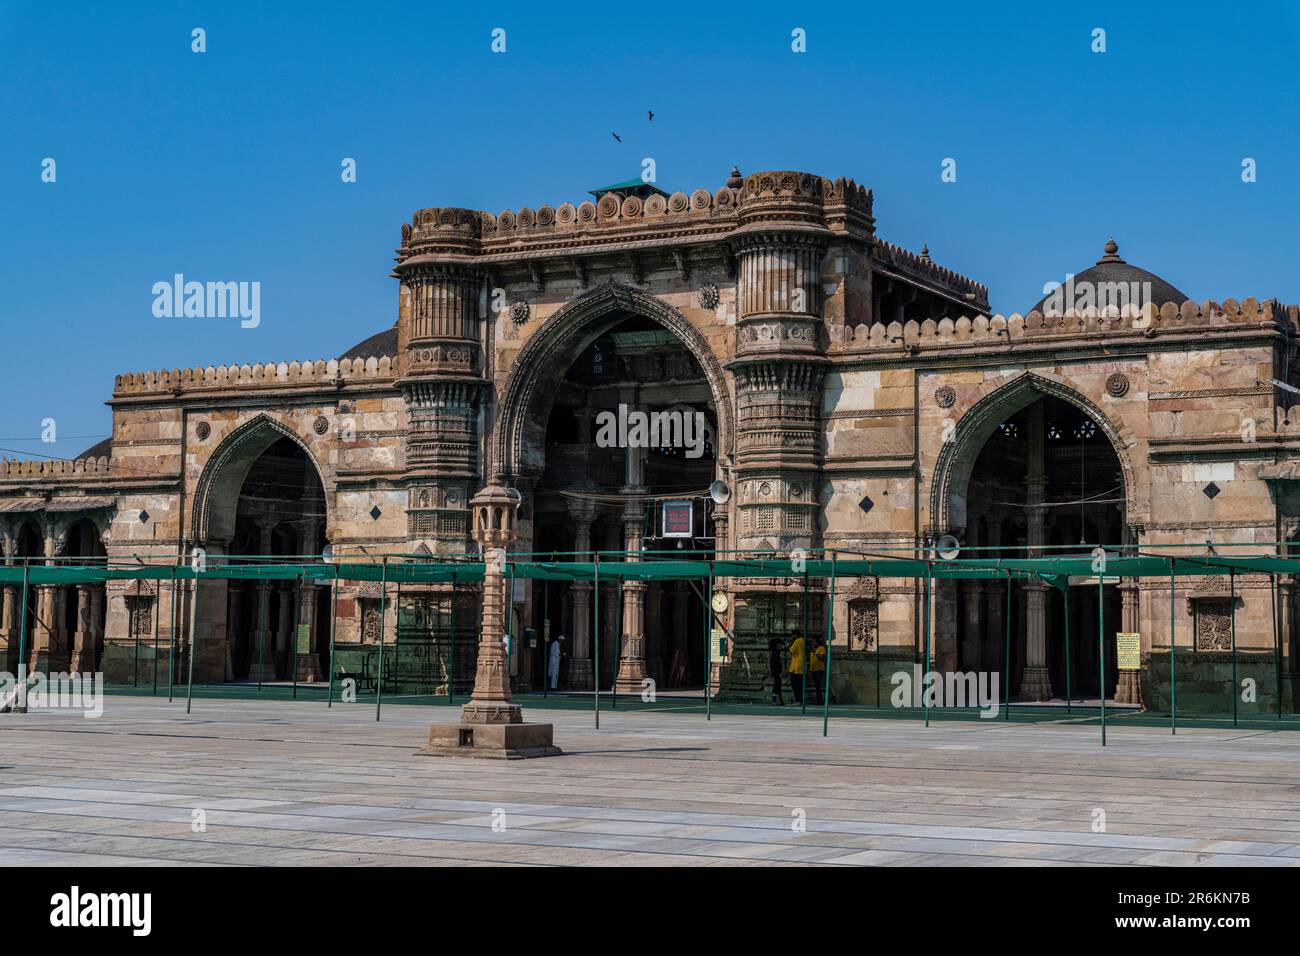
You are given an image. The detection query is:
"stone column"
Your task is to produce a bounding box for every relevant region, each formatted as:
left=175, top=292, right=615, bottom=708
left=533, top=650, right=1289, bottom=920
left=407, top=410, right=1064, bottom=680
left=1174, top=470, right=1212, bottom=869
left=961, top=581, right=983, bottom=671
left=29, top=585, right=56, bottom=672
left=1019, top=403, right=1053, bottom=701
left=1116, top=581, right=1141, bottom=704
left=460, top=487, right=518, bottom=723
left=275, top=585, right=293, bottom=678
left=566, top=500, right=596, bottom=690
left=296, top=584, right=324, bottom=681
left=71, top=584, right=96, bottom=672
left=983, top=513, right=1004, bottom=671
left=0, top=584, right=15, bottom=670
left=615, top=492, right=649, bottom=693
left=248, top=581, right=275, bottom=681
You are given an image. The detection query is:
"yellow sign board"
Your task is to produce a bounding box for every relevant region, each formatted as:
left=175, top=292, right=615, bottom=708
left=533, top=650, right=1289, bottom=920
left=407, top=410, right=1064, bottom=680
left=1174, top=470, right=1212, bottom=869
left=1115, top=632, right=1141, bottom=670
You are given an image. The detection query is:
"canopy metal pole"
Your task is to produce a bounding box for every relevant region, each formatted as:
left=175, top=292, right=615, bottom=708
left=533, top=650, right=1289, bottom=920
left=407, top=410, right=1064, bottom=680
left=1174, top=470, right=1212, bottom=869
left=133, top=578, right=141, bottom=688
left=874, top=574, right=881, bottom=710
left=1063, top=583, right=1072, bottom=714
left=593, top=556, right=601, bottom=729
left=326, top=565, right=339, bottom=708
left=375, top=559, right=388, bottom=721
left=1169, top=559, right=1177, bottom=735
left=822, top=554, right=836, bottom=737
left=1099, top=574, right=1106, bottom=746
left=923, top=561, right=932, bottom=728
left=255, top=579, right=267, bottom=693
left=1003, top=571, right=1011, bottom=721
left=449, top=573, right=457, bottom=706
left=800, top=571, right=810, bottom=715
left=152, top=577, right=161, bottom=695
left=184, top=574, right=198, bottom=714
left=1230, top=568, right=1238, bottom=727
left=543, top=575, right=550, bottom=701
left=16, top=560, right=29, bottom=701
left=612, top=573, right=623, bottom=709
left=706, top=560, right=713, bottom=721
left=289, top=572, right=301, bottom=701
left=167, top=563, right=178, bottom=702
left=1271, top=571, right=1281, bottom=720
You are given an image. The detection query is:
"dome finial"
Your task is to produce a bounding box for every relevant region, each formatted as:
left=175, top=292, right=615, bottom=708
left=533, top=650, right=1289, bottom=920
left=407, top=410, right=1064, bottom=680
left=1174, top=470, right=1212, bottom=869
left=919, top=243, right=931, bottom=261
left=726, top=165, right=744, bottom=189
left=1098, top=236, right=1125, bottom=264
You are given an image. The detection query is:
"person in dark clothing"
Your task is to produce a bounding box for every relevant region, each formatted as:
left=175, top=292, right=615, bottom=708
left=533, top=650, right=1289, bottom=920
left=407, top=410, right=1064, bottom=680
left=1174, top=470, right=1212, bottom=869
left=767, top=636, right=785, bottom=705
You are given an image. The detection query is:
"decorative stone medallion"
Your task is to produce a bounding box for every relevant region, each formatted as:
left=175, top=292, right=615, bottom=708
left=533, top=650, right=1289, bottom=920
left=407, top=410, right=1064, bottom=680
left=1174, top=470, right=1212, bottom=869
left=194, top=421, right=211, bottom=440
left=697, top=283, right=720, bottom=310
left=1106, top=372, right=1130, bottom=397
left=313, top=416, right=329, bottom=435
left=934, top=385, right=956, bottom=408
left=509, top=300, right=530, bottom=325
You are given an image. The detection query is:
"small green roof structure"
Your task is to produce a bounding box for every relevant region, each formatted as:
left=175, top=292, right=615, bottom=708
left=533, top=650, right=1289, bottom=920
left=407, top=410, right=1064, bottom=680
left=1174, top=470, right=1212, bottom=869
left=589, top=178, right=669, bottom=201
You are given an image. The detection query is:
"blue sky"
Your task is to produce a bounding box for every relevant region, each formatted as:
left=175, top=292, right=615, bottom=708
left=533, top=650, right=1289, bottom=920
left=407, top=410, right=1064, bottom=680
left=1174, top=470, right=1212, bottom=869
left=2, top=0, right=1298, bottom=458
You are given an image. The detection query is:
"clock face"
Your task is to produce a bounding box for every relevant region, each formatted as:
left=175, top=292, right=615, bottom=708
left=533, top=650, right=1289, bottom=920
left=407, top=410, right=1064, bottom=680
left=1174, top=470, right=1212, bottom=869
left=711, top=592, right=728, bottom=613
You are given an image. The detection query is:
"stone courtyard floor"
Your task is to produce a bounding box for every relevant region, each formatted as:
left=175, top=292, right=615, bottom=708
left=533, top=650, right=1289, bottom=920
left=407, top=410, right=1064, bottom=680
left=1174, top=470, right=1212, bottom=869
left=3, top=695, right=1300, bottom=866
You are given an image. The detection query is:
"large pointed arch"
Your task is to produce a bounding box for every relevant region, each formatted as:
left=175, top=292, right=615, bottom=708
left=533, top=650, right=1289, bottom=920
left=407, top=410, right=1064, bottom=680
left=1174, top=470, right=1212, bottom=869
left=190, top=414, right=334, bottom=546
left=928, top=371, right=1140, bottom=533
left=490, top=281, right=734, bottom=481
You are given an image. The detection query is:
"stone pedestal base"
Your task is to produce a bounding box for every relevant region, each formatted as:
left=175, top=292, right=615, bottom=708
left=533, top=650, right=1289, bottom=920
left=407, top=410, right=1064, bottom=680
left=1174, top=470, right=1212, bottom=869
left=1115, top=669, right=1141, bottom=705
left=417, top=721, right=560, bottom=760
left=567, top=658, right=594, bottom=691
left=1018, top=666, right=1053, bottom=702
left=296, top=653, right=324, bottom=682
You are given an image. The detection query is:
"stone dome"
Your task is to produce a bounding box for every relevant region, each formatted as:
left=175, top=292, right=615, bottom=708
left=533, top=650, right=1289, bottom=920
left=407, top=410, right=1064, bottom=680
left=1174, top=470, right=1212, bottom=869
left=1029, top=238, right=1190, bottom=316
left=338, top=324, right=397, bottom=361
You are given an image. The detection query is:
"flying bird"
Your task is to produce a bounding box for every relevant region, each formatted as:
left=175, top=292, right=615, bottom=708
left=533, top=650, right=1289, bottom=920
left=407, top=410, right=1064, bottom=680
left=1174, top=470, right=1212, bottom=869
left=648, top=110, right=654, bottom=121
left=611, top=132, right=622, bottom=143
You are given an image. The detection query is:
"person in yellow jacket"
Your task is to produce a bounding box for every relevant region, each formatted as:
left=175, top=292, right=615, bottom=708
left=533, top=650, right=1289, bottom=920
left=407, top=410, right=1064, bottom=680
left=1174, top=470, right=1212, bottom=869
left=809, top=636, right=827, bottom=702
left=788, top=632, right=806, bottom=704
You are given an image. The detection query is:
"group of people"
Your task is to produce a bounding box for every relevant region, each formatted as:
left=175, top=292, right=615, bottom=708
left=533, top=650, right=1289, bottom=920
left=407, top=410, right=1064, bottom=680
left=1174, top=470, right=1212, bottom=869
left=767, top=631, right=828, bottom=705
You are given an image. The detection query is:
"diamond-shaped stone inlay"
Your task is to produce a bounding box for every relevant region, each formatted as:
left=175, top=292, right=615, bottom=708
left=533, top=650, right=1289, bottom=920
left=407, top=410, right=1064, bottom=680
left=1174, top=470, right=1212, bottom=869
left=138, top=510, right=150, bottom=524
left=369, top=505, right=382, bottom=521
left=859, top=495, right=874, bottom=514
left=1203, top=483, right=1221, bottom=500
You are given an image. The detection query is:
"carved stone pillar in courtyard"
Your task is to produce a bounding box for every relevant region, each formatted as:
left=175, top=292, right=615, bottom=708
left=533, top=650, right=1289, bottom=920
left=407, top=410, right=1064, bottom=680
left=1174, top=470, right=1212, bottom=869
left=71, top=584, right=96, bottom=672
left=615, top=495, right=649, bottom=693
left=296, top=583, right=324, bottom=682
left=1115, top=581, right=1141, bottom=705
left=418, top=484, right=559, bottom=758
left=566, top=499, right=596, bottom=690
left=1019, top=403, right=1053, bottom=701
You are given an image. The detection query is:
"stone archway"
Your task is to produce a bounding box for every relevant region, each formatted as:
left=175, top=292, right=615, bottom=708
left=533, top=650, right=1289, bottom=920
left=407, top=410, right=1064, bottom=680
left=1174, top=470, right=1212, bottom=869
left=491, top=281, right=734, bottom=482
left=191, top=414, right=335, bottom=547
left=929, top=371, right=1139, bottom=535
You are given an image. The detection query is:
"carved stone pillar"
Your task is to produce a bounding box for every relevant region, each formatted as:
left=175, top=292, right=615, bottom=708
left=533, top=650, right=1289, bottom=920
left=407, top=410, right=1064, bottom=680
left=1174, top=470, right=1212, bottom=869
left=71, top=584, right=96, bottom=672
left=274, top=585, right=293, bottom=678
left=0, top=585, right=15, bottom=666
left=1020, top=403, right=1053, bottom=701
left=615, top=497, right=649, bottom=693
left=29, top=585, right=56, bottom=672
left=296, top=583, right=324, bottom=681
left=567, top=500, right=596, bottom=690
left=420, top=483, right=559, bottom=758
left=248, top=581, right=275, bottom=682
left=1115, top=582, right=1141, bottom=705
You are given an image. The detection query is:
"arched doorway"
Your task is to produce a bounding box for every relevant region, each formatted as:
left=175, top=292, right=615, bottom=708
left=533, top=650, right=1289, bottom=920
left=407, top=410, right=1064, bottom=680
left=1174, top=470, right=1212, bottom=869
left=958, top=394, right=1126, bottom=700
left=191, top=417, right=331, bottom=684
left=496, top=286, right=731, bottom=692
left=225, top=435, right=328, bottom=681
left=61, top=517, right=107, bottom=673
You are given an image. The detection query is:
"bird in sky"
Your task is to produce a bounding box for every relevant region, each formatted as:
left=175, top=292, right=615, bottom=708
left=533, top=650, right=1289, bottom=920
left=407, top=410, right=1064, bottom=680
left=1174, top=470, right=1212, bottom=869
left=648, top=110, right=654, bottom=121
left=611, top=132, right=622, bottom=143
